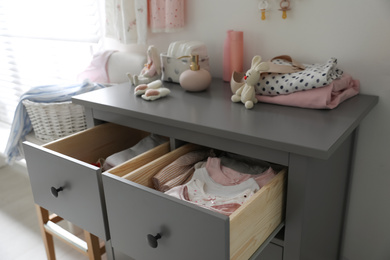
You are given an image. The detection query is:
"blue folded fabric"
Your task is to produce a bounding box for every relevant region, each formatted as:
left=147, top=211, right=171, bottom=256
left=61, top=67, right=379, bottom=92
left=4, top=80, right=106, bottom=164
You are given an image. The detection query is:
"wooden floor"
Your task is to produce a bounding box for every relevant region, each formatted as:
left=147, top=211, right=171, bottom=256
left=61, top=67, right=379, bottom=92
left=0, top=163, right=107, bottom=260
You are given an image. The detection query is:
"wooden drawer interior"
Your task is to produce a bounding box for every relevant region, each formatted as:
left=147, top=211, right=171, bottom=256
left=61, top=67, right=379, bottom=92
left=43, top=122, right=164, bottom=167
left=110, top=143, right=286, bottom=259
left=107, top=141, right=171, bottom=178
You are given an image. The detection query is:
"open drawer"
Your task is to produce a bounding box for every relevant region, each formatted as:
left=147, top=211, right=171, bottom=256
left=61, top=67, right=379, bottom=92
left=23, top=123, right=170, bottom=240
left=103, top=143, right=286, bottom=260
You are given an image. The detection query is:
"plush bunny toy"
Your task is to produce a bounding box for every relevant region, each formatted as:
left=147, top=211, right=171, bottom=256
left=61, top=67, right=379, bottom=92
left=127, top=45, right=161, bottom=86
left=231, top=55, right=269, bottom=109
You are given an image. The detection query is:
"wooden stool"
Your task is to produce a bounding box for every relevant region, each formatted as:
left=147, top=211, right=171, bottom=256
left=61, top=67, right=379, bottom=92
left=35, top=205, right=105, bottom=260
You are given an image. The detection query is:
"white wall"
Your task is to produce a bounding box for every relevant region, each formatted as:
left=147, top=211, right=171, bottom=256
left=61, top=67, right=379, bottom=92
left=111, top=0, right=390, bottom=259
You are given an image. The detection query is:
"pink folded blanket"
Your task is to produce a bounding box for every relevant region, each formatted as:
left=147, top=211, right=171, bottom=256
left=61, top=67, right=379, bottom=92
left=256, top=73, right=360, bottom=109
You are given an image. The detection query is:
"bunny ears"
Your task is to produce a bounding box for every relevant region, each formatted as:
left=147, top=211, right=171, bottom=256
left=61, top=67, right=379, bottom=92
left=134, top=80, right=171, bottom=101
left=250, top=55, right=270, bottom=72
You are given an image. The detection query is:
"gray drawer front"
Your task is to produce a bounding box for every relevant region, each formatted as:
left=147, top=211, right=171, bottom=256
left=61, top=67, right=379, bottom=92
left=103, top=173, right=230, bottom=260
left=24, top=142, right=108, bottom=239
left=254, top=243, right=283, bottom=260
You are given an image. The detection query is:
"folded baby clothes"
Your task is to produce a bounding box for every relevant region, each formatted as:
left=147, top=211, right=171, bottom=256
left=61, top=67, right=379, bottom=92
left=219, top=152, right=272, bottom=175
left=102, top=134, right=167, bottom=171
left=165, top=168, right=260, bottom=216
left=255, top=57, right=343, bottom=96
left=158, top=160, right=206, bottom=192
left=256, top=73, right=359, bottom=109
left=206, top=157, right=276, bottom=188
left=152, top=148, right=214, bottom=191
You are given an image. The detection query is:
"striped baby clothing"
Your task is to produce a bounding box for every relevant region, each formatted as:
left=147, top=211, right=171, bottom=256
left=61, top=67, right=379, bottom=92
left=152, top=148, right=214, bottom=192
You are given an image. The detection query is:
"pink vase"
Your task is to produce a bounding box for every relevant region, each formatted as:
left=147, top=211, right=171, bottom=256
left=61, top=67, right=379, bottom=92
left=230, top=31, right=244, bottom=75
left=223, top=30, right=233, bottom=82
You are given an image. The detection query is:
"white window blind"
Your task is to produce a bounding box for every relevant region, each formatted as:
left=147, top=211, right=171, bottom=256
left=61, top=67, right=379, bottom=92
left=0, top=0, right=102, bottom=125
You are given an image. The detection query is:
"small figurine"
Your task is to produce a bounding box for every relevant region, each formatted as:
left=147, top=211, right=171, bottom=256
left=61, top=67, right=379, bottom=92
left=231, top=55, right=269, bottom=109
left=127, top=45, right=161, bottom=86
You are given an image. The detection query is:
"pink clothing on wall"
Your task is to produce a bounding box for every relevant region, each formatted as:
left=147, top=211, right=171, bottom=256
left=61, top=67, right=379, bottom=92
left=148, top=0, right=185, bottom=33
left=256, top=73, right=360, bottom=109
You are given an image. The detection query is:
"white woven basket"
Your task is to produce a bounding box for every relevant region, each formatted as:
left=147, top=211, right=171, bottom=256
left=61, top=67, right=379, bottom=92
left=22, top=100, right=87, bottom=142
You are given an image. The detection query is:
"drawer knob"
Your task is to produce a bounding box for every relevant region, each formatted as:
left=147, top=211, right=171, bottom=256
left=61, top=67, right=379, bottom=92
left=147, top=233, right=162, bottom=248
left=51, top=186, right=63, bottom=198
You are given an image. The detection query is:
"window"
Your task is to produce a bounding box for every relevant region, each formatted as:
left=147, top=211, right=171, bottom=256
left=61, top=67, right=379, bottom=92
left=0, top=0, right=102, bottom=125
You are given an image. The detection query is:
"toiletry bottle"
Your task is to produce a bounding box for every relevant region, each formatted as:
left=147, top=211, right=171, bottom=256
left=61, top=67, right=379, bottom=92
left=178, top=54, right=212, bottom=92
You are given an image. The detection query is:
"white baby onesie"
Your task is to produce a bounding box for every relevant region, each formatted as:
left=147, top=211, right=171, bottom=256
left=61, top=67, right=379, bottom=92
left=165, top=168, right=259, bottom=215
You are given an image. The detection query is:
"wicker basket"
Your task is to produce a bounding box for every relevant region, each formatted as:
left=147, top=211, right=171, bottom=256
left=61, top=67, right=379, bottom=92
left=22, top=99, right=87, bottom=142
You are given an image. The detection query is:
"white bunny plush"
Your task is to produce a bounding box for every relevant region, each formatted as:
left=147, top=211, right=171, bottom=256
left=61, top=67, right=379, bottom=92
left=231, top=55, right=269, bottom=109
left=127, top=45, right=161, bottom=86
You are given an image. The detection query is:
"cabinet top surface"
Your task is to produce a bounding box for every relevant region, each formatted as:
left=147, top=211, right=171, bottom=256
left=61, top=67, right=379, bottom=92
left=73, top=79, right=378, bottom=159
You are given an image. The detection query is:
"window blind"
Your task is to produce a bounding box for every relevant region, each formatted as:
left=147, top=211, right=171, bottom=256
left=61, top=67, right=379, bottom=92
left=0, top=0, right=102, bottom=125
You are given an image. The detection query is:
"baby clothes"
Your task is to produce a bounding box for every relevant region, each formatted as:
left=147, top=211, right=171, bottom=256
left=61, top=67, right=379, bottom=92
left=103, top=134, right=167, bottom=171
left=152, top=149, right=214, bottom=192
left=255, top=57, right=343, bottom=96
left=206, top=157, right=276, bottom=188
left=158, top=160, right=206, bottom=192
left=148, top=0, right=185, bottom=33
left=256, top=73, right=360, bottom=109
left=219, top=152, right=272, bottom=175
left=165, top=168, right=260, bottom=216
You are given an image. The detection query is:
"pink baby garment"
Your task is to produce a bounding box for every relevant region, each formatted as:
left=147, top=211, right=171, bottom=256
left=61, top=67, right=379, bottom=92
left=256, top=73, right=360, bottom=109
left=152, top=149, right=214, bottom=192
left=206, top=157, right=276, bottom=188
left=148, top=0, right=185, bottom=33
left=256, top=57, right=342, bottom=96
left=165, top=168, right=259, bottom=216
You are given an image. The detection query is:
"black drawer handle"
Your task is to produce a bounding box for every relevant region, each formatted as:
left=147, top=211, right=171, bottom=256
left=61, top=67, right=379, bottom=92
left=147, top=233, right=161, bottom=248
left=51, top=186, right=63, bottom=198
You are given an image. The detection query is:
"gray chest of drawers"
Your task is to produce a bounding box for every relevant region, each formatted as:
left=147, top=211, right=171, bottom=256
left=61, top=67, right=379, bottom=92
left=25, top=79, right=378, bottom=260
